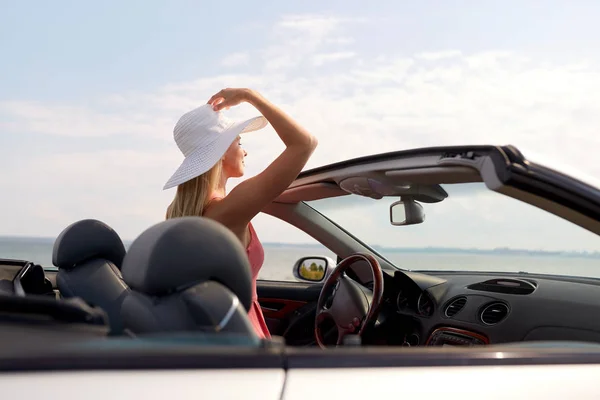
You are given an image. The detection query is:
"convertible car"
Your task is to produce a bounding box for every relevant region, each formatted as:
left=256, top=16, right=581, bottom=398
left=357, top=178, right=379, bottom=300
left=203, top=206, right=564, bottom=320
left=2, top=144, right=600, bottom=399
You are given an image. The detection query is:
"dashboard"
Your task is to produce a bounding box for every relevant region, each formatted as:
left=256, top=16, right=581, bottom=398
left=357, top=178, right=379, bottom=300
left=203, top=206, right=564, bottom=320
left=374, top=269, right=600, bottom=347
left=6, top=256, right=600, bottom=351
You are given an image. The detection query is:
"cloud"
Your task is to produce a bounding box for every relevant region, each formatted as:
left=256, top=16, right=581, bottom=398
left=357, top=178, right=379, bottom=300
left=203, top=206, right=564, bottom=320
left=260, top=14, right=361, bottom=72
left=2, top=13, right=600, bottom=253
left=311, top=51, right=356, bottom=66
left=0, top=100, right=172, bottom=139
left=0, top=149, right=179, bottom=238
left=415, top=50, right=463, bottom=61
left=220, top=52, right=250, bottom=68
left=275, top=14, right=365, bottom=33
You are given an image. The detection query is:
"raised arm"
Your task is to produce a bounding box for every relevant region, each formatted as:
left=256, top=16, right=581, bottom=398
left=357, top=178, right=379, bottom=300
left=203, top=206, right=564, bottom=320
left=204, top=88, right=318, bottom=232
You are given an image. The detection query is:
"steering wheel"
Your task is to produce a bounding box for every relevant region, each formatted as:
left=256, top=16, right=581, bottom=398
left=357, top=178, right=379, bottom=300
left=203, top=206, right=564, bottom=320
left=314, top=252, right=384, bottom=348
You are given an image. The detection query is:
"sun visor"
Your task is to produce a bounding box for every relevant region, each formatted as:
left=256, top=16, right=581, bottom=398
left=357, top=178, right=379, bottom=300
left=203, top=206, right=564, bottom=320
left=339, top=176, right=448, bottom=203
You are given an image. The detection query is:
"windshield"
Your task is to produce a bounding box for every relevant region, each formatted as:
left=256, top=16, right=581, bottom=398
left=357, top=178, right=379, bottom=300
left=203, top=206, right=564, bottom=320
left=307, top=182, right=600, bottom=279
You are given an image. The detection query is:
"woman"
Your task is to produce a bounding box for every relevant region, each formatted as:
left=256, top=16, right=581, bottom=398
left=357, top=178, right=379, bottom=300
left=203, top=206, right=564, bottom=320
left=163, top=88, right=318, bottom=339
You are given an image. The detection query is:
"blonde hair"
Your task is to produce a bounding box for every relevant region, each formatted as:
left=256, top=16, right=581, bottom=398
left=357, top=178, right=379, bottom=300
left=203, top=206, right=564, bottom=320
left=165, top=161, right=223, bottom=219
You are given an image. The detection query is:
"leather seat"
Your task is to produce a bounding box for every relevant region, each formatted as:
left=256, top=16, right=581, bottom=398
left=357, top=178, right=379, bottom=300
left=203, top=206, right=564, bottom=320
left=119, top=216, right=257, bottom=338
left=52, top=219, right=129, bottom=335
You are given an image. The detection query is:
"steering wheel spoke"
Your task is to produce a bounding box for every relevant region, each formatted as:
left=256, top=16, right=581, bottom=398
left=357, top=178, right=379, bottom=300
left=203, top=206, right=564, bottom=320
left=315, top=308, right=362, bottom=346
left=335, top=317, right=364, bottom=345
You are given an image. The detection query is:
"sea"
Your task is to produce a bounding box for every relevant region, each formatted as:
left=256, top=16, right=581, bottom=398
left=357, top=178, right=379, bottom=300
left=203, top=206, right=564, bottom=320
left=2, top=236, right=600, bottom=281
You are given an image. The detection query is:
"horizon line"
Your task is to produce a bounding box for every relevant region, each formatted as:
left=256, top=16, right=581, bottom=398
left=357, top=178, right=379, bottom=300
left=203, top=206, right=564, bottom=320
left=0, top=235, right=598, bottom=256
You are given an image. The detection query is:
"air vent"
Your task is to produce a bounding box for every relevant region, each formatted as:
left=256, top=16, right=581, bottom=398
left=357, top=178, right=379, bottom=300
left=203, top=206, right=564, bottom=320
left=480, top=302, right=509, bottom=325
left=444, top=296, right=467, bottom=318
left=467, top=278, right=537, bottom=295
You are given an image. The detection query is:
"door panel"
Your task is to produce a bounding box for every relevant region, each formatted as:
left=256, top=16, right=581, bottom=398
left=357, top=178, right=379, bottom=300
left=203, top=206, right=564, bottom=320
left=257, top=280, right=323, bottom=346
left=258, top=281, right=323, bottom=301
left=260, top=298, right=308, bottom=320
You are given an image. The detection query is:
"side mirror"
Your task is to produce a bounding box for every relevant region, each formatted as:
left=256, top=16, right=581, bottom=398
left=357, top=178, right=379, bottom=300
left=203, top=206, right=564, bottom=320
left=293, top=256, right=335, bottom=283
left=390, top=197, right=425, bottom=226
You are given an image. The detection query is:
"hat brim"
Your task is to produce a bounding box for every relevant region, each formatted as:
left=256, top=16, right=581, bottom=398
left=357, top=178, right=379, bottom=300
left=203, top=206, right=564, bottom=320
left=162, top=115, right=267, bottom=190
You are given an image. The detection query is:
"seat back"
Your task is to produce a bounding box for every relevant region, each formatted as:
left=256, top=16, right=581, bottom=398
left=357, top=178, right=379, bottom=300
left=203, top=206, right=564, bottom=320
left=120, top=216, right=256, bottom=337
left=53, top=219, right=129, bottom=334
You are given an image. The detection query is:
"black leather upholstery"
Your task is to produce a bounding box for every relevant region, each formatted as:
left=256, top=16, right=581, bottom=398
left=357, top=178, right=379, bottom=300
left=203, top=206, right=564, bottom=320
left=120, top=216, right=256, bottom=337
left=53, top=219, right=129, bottom=334
left=53, top=219, right=126, bottom=269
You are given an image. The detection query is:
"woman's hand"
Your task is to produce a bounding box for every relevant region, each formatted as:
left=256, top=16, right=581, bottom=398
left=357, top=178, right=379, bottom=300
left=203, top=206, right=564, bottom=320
left=207, top=88, right=255, bottom=111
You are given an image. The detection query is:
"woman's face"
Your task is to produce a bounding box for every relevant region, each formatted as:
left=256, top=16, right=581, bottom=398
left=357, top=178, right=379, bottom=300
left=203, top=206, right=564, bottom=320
left=222, top=135, right=247, bottom=178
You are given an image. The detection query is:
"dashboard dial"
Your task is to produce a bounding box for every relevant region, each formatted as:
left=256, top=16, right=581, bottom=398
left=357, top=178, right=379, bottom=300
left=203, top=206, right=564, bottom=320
left=417, top=291, right=434, bottom=316
left=396, top=290, right=409, bottom=311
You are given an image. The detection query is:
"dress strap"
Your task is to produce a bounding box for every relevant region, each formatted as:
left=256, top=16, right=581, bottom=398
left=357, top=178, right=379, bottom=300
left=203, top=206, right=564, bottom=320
left=204, top=193, right=223, bottom=212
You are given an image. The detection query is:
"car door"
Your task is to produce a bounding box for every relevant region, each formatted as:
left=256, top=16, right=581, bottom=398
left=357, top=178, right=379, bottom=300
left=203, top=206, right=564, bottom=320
left=254, top=214, right=338, bottom=346
left=257, top=280, right=323, bottom=346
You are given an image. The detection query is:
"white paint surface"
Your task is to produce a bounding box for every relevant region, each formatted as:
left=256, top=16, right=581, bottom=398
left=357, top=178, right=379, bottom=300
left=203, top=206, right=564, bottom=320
left=3, top=363, right=600, bottom=399
left=0, top=369, right=285, bottom=400
left=283, top=364, right=600, bottom=399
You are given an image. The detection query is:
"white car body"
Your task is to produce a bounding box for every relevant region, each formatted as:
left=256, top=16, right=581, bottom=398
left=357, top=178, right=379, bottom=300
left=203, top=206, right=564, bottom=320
left=2, top=363, right=600, bottom=399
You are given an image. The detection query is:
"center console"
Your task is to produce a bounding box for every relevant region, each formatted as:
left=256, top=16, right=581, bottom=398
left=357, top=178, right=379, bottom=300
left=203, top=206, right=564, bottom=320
left=426, top=327, right=489, bottom=346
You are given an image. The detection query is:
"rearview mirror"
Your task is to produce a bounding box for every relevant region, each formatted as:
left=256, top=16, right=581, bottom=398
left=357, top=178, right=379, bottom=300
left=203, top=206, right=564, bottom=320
left=293, top=256, right=334, bottom=282
left=390, top=197, right=425, bottom=226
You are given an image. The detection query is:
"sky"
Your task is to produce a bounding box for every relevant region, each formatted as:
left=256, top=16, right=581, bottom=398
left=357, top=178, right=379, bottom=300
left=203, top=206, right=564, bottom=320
left=2, top=1, right=600, bottom=252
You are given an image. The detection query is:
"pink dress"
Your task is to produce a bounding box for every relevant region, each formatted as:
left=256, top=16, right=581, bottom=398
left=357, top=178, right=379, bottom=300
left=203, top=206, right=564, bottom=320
left=206, top=194, right=271, bottom=339
left=245, top=222, right=272, bottom=339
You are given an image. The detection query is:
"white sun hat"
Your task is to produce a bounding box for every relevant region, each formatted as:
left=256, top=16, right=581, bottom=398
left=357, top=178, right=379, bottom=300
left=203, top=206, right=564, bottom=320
left=163, top=103, right=268, bottom=190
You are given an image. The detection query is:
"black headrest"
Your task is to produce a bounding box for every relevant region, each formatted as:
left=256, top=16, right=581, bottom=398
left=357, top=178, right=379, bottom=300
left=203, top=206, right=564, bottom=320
left=120, top=217, right=252, bottom=311
left=52, top=219, right=126, bottom=270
